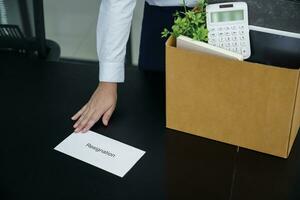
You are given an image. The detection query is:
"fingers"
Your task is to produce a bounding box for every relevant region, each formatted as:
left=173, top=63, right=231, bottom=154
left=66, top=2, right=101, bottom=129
left=74, top=106, right=106, bottom=133
left=72, top=82, right=117, bottom=133
left=73, top=105, right=115, bottom=133
left=73, top=107, right=94, bottom=133
left=73, top=107, right=88, bottom=129
left=81, top=112, right=101, bottom=133
left=102, top=105, right=115, bottom=126
left=71, top=105, right=87, bottom=121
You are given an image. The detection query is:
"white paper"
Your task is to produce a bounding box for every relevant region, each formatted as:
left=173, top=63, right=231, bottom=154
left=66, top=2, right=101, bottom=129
left=54, top=131, right=145, bottom=177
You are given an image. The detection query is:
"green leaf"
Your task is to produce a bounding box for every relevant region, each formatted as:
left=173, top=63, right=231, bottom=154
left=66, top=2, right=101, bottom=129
left=161, top=28, right=170, bottom=38
left=161, top=0, right=208, bottom=41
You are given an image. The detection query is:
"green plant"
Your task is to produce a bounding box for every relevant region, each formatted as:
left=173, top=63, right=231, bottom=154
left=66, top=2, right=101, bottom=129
left=161, top=0, right=208, bottom=42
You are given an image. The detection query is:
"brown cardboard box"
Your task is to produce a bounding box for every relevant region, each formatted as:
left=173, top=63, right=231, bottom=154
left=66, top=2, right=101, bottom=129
left=165, top=36, right=300, bottom=158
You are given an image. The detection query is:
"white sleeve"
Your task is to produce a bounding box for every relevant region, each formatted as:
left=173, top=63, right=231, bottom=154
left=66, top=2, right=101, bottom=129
left=97, top=0, right=136, bottom=82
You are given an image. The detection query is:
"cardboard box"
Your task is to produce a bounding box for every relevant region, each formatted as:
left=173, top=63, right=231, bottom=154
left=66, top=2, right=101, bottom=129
left=165, top=36, right=300, bottom=158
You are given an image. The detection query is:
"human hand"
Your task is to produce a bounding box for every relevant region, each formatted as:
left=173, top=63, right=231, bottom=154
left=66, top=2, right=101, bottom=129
left=71, top=82, right=117, bottom=133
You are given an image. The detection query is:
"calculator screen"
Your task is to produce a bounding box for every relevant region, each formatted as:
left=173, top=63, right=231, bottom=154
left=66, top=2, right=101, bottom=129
left=211, top=10, right=244, bottom=23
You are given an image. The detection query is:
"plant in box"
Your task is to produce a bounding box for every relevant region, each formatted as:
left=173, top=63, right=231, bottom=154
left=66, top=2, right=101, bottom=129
left=161, top=0, right=208, bottom=42
left=162, top=0, right=245, bottom=62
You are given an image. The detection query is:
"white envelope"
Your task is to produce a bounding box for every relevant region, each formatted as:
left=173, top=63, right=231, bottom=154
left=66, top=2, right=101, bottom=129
left=54, top=131, right=145, bottom=177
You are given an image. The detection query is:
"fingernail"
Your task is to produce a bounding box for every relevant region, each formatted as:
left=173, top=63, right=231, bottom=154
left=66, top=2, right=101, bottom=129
left=74, top=123, right=78, bottom=128
left=75, top=128, right=79, bottom=133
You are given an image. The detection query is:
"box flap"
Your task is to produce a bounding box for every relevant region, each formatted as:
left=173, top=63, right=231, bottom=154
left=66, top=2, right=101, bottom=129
left=287, top=70, right=300, bottom=156
left=166, top=36, right=176, bottom=48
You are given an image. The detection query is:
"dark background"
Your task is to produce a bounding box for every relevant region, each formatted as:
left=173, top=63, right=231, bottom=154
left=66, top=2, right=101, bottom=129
left=208, top=0, right=300, bottom=33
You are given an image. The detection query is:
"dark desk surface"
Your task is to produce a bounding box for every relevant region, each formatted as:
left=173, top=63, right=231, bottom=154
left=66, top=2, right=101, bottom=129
left=1, top=56, right=300, bottom=200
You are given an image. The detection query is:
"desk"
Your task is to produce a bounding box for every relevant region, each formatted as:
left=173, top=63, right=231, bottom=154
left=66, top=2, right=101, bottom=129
left=1, top=56, right=300, bottom=200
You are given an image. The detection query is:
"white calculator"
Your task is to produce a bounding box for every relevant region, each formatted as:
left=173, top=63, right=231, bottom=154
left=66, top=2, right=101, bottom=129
left=206, top=2, right=251, bottom=59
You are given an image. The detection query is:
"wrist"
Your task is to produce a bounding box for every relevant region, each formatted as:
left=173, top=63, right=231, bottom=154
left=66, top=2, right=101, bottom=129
left=99, top=82, right=117, bottom=91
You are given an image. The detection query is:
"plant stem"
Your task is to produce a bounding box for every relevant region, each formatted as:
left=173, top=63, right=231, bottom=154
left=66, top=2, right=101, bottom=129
left=183, top=0, right=187, bottom=13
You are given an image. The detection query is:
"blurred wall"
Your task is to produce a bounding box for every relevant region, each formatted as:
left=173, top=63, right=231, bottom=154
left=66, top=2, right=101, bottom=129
left=1, top=0, right=299, bottom=63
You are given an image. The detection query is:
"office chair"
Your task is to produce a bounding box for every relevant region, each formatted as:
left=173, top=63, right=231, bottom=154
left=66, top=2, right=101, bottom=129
left=0, top=0, right=60, bottom=61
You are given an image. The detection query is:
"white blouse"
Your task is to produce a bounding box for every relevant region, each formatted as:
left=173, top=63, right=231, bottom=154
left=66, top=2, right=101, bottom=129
left=97, top=0, right=198, bottom=82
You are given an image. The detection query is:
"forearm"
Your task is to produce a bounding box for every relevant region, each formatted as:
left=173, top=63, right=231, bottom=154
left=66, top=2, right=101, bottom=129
left=97, top=0, right=137, bottom=83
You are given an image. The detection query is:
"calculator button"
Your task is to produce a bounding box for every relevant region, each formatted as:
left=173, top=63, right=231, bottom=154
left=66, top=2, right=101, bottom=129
left=232, top=41, right=238, bottom=47
left=238, top=25, right=245, bottom=30
left=210, top=28, right=216, bottom=32
left=241, top=48, right=248, bottom=55
left=219, top=37, right=225, bottom=42
left=218, top=32, right=225, bottom=37
left=232, top=36, right=238, bottom=41
left=225, top=26, right=230, bottom=31
left=240, top=41, right=247, bottom=46
left=209, top=33, right=217, bottom=38
left=239, top=30, right=245, bottom=35
left=225, top=42, right=230, bottom=47
left=219, top=43, right=225, bottom=48
left=225, top=47, right=230, bottom=51
left=218, top=27, right=223, bottom=31
left=211, top=38, right=217, bottom=43
left=225, top=36, right=231, bottom=42
left=225, top=32, right=231, bottom=36
left=232, top=31, right=237, bottom=36
left=230, top=47, right=237, bottom=52
left=240, top=36, right=245, bottom=40
left=231, top=25, right=237, bottom=30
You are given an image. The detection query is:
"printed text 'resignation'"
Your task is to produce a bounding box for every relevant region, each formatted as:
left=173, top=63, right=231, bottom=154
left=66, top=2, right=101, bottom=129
left=86, top=143, right=116, bottom=158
